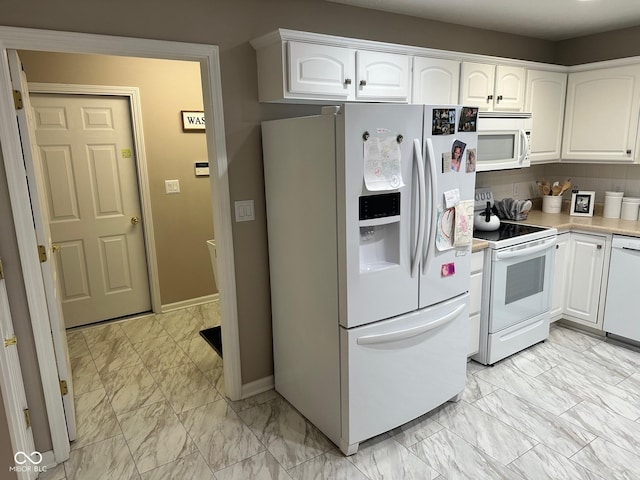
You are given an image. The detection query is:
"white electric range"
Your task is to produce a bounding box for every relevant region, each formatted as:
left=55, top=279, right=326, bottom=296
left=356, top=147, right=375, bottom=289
left=472, top=189, right=557, bottom=365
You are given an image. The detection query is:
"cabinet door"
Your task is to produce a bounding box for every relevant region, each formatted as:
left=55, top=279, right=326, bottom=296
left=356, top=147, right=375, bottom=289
left=287, top=41, right=355, bottom=99
left=459, top=62, right=495, bottom=111
left=356, top=50, right=410, bottom=102
left=525, top=70, right=567, bottom=163
left=564, top=233, right=606, bottom=326
left=562, top=65, right=640, bottom=162
left=493, top=66, right=525, bottom=111
left=550, top=232, right=569, bottom=321
left=412, top=57, right=460, bottom=105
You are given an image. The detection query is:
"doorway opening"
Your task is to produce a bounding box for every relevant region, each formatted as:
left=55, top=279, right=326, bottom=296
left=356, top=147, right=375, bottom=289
left=0, top=27, right=241, bottom=464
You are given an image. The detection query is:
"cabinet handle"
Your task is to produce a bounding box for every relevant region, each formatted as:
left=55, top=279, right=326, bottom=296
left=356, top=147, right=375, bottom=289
left=597, top=244, right=602, bottom=250
left=497, top=95, right=503, bottom=102
left=487, top=94, right=493, bottom=101
left=627, top=149, right=632, bottom=155
left=556, top=244, right=559, bottom=249
left=344, top=78, right=352, bottom=85
left=359, top=80, right=367, bottom=87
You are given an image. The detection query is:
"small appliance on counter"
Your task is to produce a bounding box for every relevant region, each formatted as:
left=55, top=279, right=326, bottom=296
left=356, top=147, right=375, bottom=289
left=474, top=195, right=500, bottom=232
left=473, top=187, right=557, bottom=365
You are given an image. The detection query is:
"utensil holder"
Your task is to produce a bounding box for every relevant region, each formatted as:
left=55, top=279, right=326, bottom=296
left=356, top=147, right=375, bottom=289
left=542, top=195, right=563, bottom=213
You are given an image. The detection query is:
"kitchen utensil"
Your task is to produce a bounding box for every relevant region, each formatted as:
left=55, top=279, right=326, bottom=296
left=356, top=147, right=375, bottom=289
left=559, top=179, right=572, bottom=196
left=474, top=201, right=500, bottom=231
left=542, top=184, right=551, bottom=195
left=551, top=184, right=562, bottom=196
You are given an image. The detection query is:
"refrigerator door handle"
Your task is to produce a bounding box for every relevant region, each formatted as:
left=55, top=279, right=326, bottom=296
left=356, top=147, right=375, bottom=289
left=412, top=139, right=426, bottom=278
left=423, top=138, right=438, bottom=274
left=356, top=304, right=466, bottom=345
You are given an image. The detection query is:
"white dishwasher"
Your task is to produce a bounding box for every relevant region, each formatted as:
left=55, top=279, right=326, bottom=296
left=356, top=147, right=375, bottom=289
left=603, top=235, right=640, bottom=342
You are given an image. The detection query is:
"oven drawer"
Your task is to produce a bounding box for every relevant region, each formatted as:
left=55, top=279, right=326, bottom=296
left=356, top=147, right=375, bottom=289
left=487, top=312, right=549, bottom=365
left=340, top=294, right=468, bottom=445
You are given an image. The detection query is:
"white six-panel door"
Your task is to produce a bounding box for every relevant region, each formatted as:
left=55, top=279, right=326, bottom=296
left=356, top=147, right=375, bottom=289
left=30, top=94, right=151, bottom=327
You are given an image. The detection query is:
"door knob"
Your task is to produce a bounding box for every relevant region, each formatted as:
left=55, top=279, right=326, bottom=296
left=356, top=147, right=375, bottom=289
left=131, top=216, right=140, bottom=225
left=52, top=244, right=61, bottom=253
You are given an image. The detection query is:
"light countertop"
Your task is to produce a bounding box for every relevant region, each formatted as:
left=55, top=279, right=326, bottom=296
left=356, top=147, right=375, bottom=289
left=471, top=204, right=640, bottom=251
left=519, top=207, right=640, bottom=237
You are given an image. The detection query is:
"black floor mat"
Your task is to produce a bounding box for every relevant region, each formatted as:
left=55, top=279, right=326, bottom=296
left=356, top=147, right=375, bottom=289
left=199, top=325, right=222, bottom=358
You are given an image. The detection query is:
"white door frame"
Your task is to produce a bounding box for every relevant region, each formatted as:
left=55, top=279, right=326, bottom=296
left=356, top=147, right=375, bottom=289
left=0, top=27, right=242, bottom=463
left=28, top=83, right=162, bottom=314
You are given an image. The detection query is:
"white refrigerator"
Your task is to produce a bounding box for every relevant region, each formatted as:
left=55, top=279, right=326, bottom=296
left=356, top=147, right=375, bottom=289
left=262, top=103, right=477, bottom=455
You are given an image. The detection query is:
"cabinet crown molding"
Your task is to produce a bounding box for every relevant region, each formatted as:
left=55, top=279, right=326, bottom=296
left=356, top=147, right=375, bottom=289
left=250, top=28, right=566, bottom=71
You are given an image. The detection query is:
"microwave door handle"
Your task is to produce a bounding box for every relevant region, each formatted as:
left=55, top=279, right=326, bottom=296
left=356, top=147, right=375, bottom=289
left=412, top=139, right=426, bottom=278
left=423, top=138, right=438, bottom=274
left=519, top=129, right=529, bottom=165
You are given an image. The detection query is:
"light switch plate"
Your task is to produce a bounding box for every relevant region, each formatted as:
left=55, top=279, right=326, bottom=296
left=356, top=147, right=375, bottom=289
left=165, top=179, right=180, bottom=194
left=235, top=200, right=255, bottom=222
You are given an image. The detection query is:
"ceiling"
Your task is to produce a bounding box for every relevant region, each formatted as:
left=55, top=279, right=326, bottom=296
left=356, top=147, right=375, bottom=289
left=326, top=0, right=640, bottom=41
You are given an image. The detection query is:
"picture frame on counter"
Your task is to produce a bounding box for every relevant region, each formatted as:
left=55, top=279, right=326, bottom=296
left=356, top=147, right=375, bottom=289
left=570, top=190, right=595, bottom=217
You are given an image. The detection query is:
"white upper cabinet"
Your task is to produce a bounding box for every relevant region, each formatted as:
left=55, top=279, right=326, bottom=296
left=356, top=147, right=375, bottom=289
left=355, top=50, right=410, bottom=101
left=460, top=62, right=525, bottom=111
left=253, top=34, right=410, bottom=103
left=288, top=42, right=355, bottom=100
left=562, top=65, right=640, bottom=163
left=412, top=57, right=460, bottom=105
left=525, top=69, right=567, bottom=163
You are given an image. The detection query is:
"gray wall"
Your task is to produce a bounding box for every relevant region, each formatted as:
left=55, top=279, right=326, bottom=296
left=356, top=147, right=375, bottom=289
left=556, top=26, right=640, bottom=65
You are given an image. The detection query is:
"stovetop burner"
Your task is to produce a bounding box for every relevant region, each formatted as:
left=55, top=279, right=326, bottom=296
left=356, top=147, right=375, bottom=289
left=473, top=222, right=550, bottom=242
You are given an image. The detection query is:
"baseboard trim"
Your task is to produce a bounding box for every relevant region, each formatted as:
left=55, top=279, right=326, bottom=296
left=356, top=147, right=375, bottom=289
left=241, top=375, right=274, bottom=399
left=161, top=293, right=219, bottom=312
left=41, top=450, right=57, bottom=471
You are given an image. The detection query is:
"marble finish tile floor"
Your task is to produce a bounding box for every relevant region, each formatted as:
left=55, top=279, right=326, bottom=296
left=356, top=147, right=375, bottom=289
left=52, top=313, right=640, bottom=479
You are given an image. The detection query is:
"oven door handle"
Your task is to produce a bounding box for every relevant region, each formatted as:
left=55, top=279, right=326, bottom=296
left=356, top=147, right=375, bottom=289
left=495, top=237, right=556, bottom=260
left=356, top=304, right=466, bottom=345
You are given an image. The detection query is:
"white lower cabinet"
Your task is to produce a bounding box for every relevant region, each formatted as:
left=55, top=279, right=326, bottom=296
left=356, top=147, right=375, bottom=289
left=468, top=250, right=484, bottom=356
left=562, top=231, right=611, bottom=329
left=550, top=232, right=570, bottom=322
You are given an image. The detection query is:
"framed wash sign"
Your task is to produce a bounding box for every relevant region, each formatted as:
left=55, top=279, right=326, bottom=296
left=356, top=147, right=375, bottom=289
left=181, top=110, right=205, bottom=131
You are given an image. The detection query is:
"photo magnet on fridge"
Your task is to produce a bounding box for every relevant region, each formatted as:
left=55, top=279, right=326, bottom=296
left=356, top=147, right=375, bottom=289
left=458, top=107, right=479, bottom=132
left=466, top=148, right=476, bottom=173
left=450, top=140, right=466, bottom=172
left=442, top=151, right=452, bottom=173
left=432, top=108, right=456, bottom=135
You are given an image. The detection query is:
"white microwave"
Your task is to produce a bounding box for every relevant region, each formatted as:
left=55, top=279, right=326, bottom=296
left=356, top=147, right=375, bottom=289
left=476, top=112, right=532, bottom=171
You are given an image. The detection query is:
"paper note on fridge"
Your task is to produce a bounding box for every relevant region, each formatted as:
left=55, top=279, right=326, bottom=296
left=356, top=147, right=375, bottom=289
left=363, top=135, right=405, bottom=191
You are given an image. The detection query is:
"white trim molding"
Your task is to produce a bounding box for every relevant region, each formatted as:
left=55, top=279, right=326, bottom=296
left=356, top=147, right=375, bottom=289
left=162, top=293, right=219, bottom=312
left=241, top=375, right=275, bottom=399
left=0, top=26, right=242, bottom=464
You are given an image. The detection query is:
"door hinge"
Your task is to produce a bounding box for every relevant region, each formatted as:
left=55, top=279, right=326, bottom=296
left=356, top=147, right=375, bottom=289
left=0, top=258, right=4, bottom=279
left=23, top=409, right=31, bottom=428
left=60, top=380, right=68, bottom=396
left=13, top=90, right=23, bottom=110
left=38, top=245, right=47, bottom=263
left=4, top=335, right=17, bottom=347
